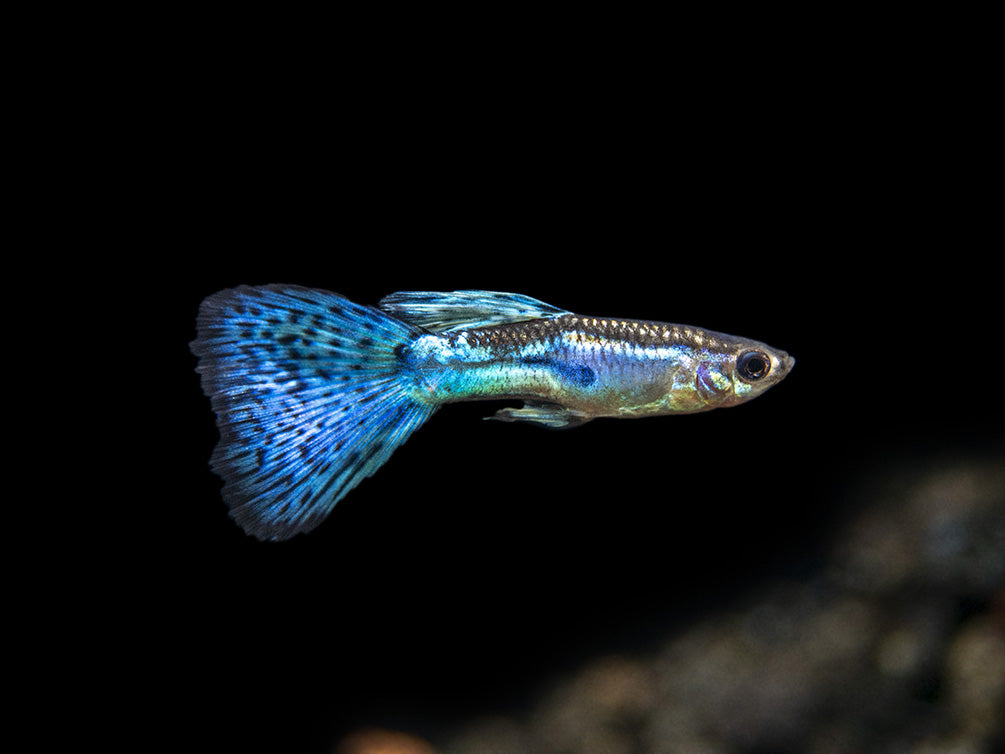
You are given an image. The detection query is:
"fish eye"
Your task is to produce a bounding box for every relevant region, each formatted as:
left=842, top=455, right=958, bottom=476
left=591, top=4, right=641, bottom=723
left=737, top=350, right=771, bottom=382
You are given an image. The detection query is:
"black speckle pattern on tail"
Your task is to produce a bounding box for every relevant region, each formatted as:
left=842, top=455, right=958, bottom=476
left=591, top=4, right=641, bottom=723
left=191, top=285, right=435, bottom=540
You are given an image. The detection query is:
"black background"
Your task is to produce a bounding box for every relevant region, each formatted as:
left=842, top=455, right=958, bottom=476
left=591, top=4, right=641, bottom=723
left=100, top=25, right=1001, bottom=754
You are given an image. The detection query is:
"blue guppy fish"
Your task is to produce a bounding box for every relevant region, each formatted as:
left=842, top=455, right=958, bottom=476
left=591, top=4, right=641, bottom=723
left=192, top=286, right=795, bottom=540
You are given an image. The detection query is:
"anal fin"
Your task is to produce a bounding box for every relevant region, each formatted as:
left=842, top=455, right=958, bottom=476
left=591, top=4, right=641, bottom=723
left=489, top=401, right=590, bottom=429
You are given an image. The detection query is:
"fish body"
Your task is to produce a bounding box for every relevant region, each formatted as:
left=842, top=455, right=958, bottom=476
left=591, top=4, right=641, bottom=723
left=402, top=313, right=791, bottom=425
left=193, top=286, right=794, bottom=540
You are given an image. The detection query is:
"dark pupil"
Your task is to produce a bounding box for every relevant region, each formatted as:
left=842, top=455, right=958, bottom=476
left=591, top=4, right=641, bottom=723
left=740, top=352, right=769, bottom=380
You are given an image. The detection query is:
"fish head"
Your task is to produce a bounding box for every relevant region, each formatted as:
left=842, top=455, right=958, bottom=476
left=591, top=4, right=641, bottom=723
left=688, top=336, right=795, bottom=411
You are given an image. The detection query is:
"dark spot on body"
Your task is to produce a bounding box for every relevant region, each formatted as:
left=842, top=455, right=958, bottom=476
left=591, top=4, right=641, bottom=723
left=520, top=356, right=596, bottom=387
left=564, top=363, right=596, bottom=387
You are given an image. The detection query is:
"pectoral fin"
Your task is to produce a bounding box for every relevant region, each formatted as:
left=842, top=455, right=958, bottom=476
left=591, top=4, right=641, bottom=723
left=489, top=401, right=590, bottom=429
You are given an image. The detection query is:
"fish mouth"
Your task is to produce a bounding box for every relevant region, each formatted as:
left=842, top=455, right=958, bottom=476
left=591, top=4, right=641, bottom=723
left=769, top=351, right=795, bottom=382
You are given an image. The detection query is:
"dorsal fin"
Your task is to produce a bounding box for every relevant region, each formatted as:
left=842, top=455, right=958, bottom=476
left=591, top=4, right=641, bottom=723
left=378, top=290, right=570, bottom=332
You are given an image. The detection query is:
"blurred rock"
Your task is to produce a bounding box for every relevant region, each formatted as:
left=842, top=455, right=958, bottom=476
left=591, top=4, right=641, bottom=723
left=530, top=656, right=656, bottom=754
left=442, top=716, right=530, bottom=754
left=438, top=453, right=1004, bottom=754
left=336, top=727, right=437, bottom=754
left=945, top=616, right=1005, bottom=739
left=832, top=459, right=1005, bottom=597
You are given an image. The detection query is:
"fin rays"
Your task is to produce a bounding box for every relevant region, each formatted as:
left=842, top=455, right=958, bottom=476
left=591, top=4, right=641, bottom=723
left=192, top=285, right=435, bottom=540
left=379, top=290, right=570, bottom=332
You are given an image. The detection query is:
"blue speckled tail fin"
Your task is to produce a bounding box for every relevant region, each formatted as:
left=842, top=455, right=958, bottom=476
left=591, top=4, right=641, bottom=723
left=192, top=285, right=436, bottom=541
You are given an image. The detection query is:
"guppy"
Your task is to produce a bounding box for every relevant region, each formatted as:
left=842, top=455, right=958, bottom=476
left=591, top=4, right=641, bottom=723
left=192, top=286, right=794, bottom=540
